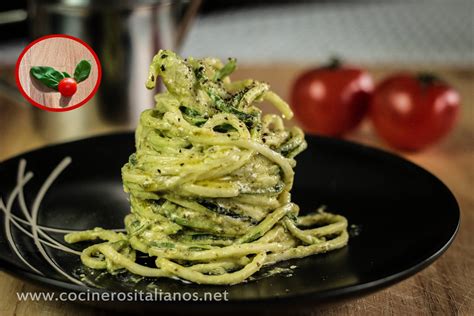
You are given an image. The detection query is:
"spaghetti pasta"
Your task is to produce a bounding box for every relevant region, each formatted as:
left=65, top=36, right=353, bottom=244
left=65, top=50, right=348, bottom=285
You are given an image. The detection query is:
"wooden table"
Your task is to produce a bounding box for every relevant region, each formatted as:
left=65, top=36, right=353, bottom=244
left=0, top=65, right=472, bottom=315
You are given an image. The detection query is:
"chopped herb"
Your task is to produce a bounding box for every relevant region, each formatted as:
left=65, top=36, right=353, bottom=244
left=213, top=58, right=236, bottom=81
left=129, top=153, right=138, bottom=165
left=207, top=90, right=257, bottom=128
left=179, top=105, right=208, bottom=126
left=213, top=123, right=236, bottom=133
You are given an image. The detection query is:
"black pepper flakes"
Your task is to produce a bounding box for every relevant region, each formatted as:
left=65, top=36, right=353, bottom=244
left=161, top=54, right=168, bottom=59
left=180, top=163, right=184, bottom=166
left=160, top=64, right=166, bottom=72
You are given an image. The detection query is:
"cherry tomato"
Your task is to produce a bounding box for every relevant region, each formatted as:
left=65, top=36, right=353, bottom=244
left=58, top=78, right=77, bottom=97
left=291, top=60, right=374, bottom=136
left=370, top=74, right=460, bottom=151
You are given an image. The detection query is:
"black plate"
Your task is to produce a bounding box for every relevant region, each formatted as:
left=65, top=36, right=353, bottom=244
left=0, top=132, right=459, bottom=311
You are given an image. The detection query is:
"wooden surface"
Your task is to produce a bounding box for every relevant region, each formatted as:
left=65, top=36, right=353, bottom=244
left=0, top=64, right=473, bottom=315
left=17, top=37, right=99, bottom=109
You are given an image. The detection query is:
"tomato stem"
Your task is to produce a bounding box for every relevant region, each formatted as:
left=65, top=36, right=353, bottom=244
left=417, top=73, right=443, bottom=86
left=323, top=57, right=342, bottom=70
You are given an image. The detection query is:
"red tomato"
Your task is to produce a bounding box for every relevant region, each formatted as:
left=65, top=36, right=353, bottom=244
left=58, top=78, right=77, bottom=97
left=291, top=61, right=374, bottom=136
left=370, top=74, right=460, bottom=151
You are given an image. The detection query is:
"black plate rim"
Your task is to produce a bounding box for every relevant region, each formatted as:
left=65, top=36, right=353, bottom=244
left=0, top=132, right=460, bottom=306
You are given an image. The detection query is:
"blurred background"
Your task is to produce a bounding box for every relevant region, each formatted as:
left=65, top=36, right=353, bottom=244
left=1, top=0, right=473, bottom=66
left=0, top=0, right=472, bottom=154
left=186, top=0, right=473, bottom=66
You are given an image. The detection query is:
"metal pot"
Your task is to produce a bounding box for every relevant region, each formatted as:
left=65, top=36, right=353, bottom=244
left=26, top=0, right=200, bottom=140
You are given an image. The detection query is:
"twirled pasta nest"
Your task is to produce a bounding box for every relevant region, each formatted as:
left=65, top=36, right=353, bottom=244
left=65, top=50, right=348, bottom=285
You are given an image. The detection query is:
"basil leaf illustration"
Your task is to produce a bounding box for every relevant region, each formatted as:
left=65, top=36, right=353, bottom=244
left=63, top=72, right=71, bottom=78
left=30, top=66, right=65, bottom=90
left=73, top=60, right=92, bottom=83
